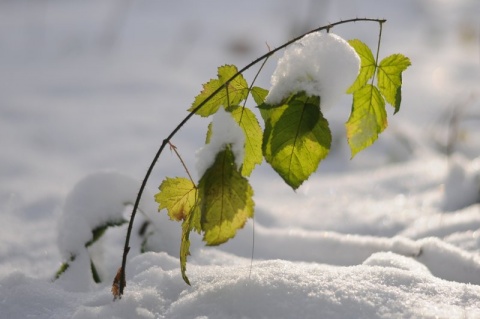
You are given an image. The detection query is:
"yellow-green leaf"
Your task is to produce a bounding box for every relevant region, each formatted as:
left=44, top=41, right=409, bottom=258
left=179, top=231, right=190, bottom=284
left=251, top=86, right=269, bottom=106
left=347, top=39, right=376, bottom=94
left=251, top=86, right=273, bottom=122
left=218, top=65, right=250, bottom=106
left=262, top=92, right=331, bottom=189
left=205, top=122, right=213, bottom=144
left=346, top=84, right=387, bottom=157
left=198, top=148, right=254, bottom=246
left=188, top=65, right=249, bottom=117
left=155, top=177, right=198, bottom=222
left=180, top=200, right=200, bottom=285
left=155, top=177, right=201, bottom=285
left=377, top=54, right=411, bottom=113
left=229, top=106, right=263, bottom=176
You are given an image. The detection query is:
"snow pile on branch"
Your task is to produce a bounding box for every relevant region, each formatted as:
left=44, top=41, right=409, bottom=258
left=196, top=108, right=245, bottom=176
left=265, top=32, right=360, bottom=109
left=57, top=172, right=156, bottom=260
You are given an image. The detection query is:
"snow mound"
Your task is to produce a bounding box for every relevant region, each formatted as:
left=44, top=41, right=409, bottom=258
left=4, top=252, right=480, bottom=319
left=57, top=172, right=156, bottom=260
left=55, top=172, right=185, bottom=292
left=265, top=32, right=360, bottom=109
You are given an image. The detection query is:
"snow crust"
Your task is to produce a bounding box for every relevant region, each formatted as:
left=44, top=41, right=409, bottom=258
left=195, top=108, right=245, bottom=177
left=265, top=32, right=360, bottom=109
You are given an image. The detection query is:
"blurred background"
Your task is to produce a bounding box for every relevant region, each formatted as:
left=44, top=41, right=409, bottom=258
left=0, top=0, right=479, bottom=210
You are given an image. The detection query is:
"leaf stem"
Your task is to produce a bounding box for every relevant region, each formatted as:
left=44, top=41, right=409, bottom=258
left=116, top=17, right=387, bottom=298
left=371, top=21, right=384, bottom=85
left=168, top=141, right=196, bottom=187
left=239, top=55, right=270, bottom=123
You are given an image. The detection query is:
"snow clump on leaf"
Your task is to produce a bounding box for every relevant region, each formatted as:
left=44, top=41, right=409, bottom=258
left=196, top=108, right=245, bottom=177
left=265, top=32, right=360, bottom=110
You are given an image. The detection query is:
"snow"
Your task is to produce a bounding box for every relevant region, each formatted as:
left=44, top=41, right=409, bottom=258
left=58, top=172, right=147, bottom=260
left=1, top=0, right=480, bottom=318
left=195, top=108, right=245, bottom=177
left=265, top=32, right=360, bottom=109
left=442, top=154, right=480, bottom=211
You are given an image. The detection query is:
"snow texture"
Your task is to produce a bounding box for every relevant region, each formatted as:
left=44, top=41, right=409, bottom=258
left=265, top=32, right=360, bottom=109
left=195, top=107, right=245, bottom=177
left=2, top=1, right=480, bottom=318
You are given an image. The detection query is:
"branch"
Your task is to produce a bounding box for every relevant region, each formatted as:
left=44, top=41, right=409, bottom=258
left=114, top=17, right=386, bottom=299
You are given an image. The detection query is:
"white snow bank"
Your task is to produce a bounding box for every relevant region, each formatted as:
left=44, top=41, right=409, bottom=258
left=196, top=108, right=245, bottom=177
left=416, top=237, right=480, bottom=285
left=3, top=252, right=480, bottom=319
left=0, top=272, right=80, bottom=319
left=213, top=223, right=480, bottom=284
left=265, top=32, right=360, bottom=109
left=442, top=155, right=480, bottom=211
left=401, top=204, right=480, bottom=240
left=217, top=224, right=420, bottom=265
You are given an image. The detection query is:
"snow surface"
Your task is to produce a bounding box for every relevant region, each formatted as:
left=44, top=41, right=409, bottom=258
left=1, top=0, right=480, bottom=318
left=265, top=32, right=360, bottom=109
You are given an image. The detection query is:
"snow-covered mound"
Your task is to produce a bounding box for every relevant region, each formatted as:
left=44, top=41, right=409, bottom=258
left=2, top=250, right=480, bottom=319
left=2, top=155, right=480, bottom=318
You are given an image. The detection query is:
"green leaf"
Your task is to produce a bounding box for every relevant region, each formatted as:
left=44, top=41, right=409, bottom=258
left=188, top=78, right=223, bottom=117
left=229, top=106, right=263, bottom=176
left=155, top=177, right=200, bottom=285
left=251, top=86, right=273, bottom=122
left=179, top=202, right=199, bottom=285
left=218, top=65, right=249, bottom=105
left=198, top=148, right=254, bottom=246
left=346, top=84, right=387, bottom=157
left=90, top=258, right=101, bottom=283
left=188, top=65, right=249, bottom=117
left=251, top=86, right=269, bottom=105
left=155, top=177, right=199, bottom=223
left=262, top=92, right=331, bottom=189
left=377, top=54, right=411, bottom=113
left=347, top=39, right=376, bottom=94
left=205, top=122, right=213, bottom=144
left=54, top=255, right=75, bottom=280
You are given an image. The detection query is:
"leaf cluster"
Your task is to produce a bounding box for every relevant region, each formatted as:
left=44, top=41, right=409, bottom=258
left=155, top=37, right=410, bottom=285
left=346, top=39, right=411, bottom=157
left=156, top=65, right=260, bottom=284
